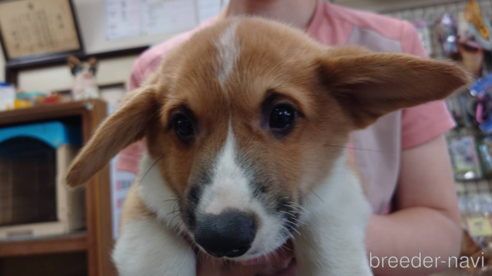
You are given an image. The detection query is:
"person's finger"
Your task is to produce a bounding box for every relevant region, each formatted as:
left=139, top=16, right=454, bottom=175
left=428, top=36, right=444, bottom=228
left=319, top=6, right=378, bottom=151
left=197, top=239, right=297, bottom=276
left=241, top=240, right=295, bottom=268
left=272, top=259, right=297, bottom=276
left=242, top=242, right=296, bottom=275
left=197, top=255, right=261, bottom=276
left=264, top=241, right=297, bottom=276
left=223, top=263, right=262, bottom=276
left=197, top=255, right=224, bottom=276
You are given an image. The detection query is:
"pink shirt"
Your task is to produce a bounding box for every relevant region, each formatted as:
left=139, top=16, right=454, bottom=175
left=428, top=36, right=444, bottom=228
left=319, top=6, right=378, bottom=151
left=117, top=0, right=456, bottom=215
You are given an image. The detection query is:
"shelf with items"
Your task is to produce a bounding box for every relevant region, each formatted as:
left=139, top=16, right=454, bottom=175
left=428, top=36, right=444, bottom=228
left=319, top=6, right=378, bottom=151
left=0, top=100, right=94, bottom=126
left=0, top=252, right=88, bottom=276
left=0, top=99, right=115, bottom=276
left=387, top=0, right=492, bottom=185
left=445, top=78, right=492, bottom=183
left=0, top=232, right=87, bottom=258
left=389, top=2, right=492, bottom=275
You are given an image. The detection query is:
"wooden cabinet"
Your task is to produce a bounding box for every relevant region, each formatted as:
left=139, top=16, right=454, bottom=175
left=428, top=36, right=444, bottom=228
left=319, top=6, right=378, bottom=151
left=0, top=99, right=115, bottom=276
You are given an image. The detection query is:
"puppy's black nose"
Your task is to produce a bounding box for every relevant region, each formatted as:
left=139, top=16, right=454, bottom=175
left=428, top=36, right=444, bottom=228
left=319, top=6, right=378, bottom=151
left=194, top=210, right=256, bottom=258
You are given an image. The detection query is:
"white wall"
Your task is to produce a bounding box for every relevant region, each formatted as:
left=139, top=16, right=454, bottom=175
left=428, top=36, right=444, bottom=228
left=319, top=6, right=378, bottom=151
left=73, top=0, right=178, bottom=54
left=0, top=42, right=140, bottom=92
left=17, top=55, right=139, bottom=92
left=0, top=31, right=138, bottom=91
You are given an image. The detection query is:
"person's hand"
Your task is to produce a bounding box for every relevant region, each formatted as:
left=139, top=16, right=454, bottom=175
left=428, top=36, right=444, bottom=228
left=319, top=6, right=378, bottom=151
left=197, top=240, right=297, bottom=276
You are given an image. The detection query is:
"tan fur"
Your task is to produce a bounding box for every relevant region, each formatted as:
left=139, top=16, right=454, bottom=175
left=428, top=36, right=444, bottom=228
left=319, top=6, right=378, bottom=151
left=118, top=184, right=154, bottom=230
left=346, top=152, right=369, bottom=197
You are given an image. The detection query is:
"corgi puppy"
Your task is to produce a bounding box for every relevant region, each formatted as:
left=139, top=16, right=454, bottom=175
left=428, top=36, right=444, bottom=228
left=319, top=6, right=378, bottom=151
left=66, top=17, right=469, bottom=276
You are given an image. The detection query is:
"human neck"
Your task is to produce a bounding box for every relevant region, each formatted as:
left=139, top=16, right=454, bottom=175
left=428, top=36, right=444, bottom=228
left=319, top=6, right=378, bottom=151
left=220, top=0, right=318, bottom=30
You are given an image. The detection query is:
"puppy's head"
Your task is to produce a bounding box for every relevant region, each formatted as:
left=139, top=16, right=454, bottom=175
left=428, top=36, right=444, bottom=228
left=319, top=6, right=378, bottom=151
left=66, top=18, right=469, bottom=260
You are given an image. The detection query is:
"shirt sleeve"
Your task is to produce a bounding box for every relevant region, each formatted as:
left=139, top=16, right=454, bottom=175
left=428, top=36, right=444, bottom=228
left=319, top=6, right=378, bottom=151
left=129, top=59, right=143, bottom=90
left=400, top=21, right=456, bottom=150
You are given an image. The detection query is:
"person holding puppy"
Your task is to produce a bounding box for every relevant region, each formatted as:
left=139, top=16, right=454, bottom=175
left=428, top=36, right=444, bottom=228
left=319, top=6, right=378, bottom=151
left=117, top=0, right=461, bottom=275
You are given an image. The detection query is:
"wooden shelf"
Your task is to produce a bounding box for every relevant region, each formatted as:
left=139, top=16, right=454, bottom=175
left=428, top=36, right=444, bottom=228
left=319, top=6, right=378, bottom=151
left=0, top=232, right=88, bottom=258
left=0, top=99, right=116, bottom=275
left=0, top=100, right=95, bottom=126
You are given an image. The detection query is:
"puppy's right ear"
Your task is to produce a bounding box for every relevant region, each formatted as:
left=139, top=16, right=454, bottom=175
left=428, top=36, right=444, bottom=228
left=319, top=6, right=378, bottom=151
left=319, top=46, right=471, bottom=129
left=66, top=86, right=157, bottom=187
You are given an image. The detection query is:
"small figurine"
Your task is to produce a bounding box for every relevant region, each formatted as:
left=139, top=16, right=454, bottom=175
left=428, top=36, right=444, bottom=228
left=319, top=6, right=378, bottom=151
left=435, top=14, right=459, bottom=58
left=464, top=0, right=492, bottom=51
left=68, top=56, right=100, bottom=101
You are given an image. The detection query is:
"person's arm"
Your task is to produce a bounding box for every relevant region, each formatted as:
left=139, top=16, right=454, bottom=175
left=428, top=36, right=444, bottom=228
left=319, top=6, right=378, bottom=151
left=367, top=134, right=461, bottom=276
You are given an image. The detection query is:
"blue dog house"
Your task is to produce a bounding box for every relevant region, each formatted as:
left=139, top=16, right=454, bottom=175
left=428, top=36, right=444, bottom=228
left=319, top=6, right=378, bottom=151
left=0, top=121, right=85, bottom=240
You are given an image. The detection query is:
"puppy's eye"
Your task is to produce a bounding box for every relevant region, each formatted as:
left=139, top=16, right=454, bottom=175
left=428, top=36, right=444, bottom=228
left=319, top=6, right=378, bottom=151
left=269, top=104, right=296, bottom=132
left=172, top=114, right=195, bottom=141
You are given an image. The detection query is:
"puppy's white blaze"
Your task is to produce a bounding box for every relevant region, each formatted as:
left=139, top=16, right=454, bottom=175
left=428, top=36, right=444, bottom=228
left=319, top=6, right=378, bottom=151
left=200, top=124, right=252, bottom=215
left=198, top=125, right=285, bottom=260
left=216, top=20, right=240, bottom=88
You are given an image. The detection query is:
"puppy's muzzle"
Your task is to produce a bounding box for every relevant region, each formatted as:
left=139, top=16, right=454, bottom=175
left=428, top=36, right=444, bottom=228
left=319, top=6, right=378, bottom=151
left=194, top=210, right=256, bottom=258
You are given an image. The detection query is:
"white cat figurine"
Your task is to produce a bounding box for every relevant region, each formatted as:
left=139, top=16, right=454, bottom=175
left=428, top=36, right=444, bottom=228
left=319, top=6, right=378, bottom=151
left=68, top=56, right=100, bottom=101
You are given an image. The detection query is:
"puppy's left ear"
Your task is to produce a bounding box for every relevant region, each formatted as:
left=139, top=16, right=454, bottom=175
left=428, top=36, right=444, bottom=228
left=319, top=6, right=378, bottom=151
left=320, top=47, right=471, bottom=129
left=66, top=86, right=157, bottom=188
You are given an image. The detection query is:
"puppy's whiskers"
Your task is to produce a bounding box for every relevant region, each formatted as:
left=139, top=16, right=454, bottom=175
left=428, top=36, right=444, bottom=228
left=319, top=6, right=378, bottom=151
left=286, top=200, right=308, bottom=213
left=285, top=222, right=301, bottom=236
left=138, top=154, right=165, bottom=184
left=308, top=187, right=324, bottom=203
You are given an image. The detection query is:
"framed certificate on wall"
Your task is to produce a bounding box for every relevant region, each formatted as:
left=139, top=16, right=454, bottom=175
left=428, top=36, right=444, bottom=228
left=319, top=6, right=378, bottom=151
left=0, top=0, right=84, bottom=65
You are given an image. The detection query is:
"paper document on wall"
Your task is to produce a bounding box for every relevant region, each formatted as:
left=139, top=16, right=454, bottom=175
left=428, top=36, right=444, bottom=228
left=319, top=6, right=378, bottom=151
left=141, top=0, right=197, bottom=35
left=106, top=0, right=200, bottom=40
left=106, top=0, right=142, bottom=40
left=0, top=0, right=81, bottom=59
left=196, top=0, right=229, bottom=23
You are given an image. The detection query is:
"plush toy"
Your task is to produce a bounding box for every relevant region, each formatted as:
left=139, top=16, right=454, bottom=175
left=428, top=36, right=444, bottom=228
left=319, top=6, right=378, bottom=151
left=68, top=56, right=100, bottom=101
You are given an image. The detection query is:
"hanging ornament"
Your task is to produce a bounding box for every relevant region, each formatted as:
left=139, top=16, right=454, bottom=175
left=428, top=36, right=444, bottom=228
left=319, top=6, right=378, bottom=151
left=435, top=14, right=459, bottom=58
left=464, top=0, right=492, bottom=50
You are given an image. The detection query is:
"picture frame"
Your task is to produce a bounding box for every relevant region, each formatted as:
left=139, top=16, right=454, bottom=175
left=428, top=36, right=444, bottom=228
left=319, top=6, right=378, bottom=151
left=0, top=0, right=84, bottom=67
